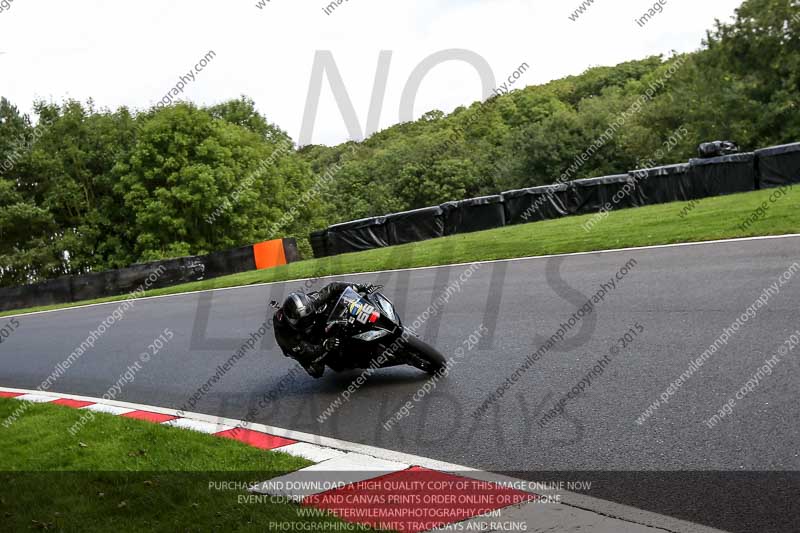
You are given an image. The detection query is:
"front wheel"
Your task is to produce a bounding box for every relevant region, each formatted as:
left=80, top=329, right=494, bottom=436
left=401, top=335, right=447, bottom=375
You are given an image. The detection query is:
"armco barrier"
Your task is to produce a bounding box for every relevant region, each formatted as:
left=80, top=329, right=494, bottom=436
left=502, top=183, right=573, bottom=225
left=0, top=239, right=298, bottom=313
left=386, top=206, right=444, bottom=246
left=572, top=174, right=643, bottom=215
left=0, top=277, right=73, bottom=311
left=688, top=152, right=756, bottom=197
left=441, top=195, right=505, bottom=236
left=629, top=163, right=695, bottom=205
left=309, top=229, right=330, bottom=259
left=308, top=140, right=798, bottom=258
left=327, top=217, right=389, bottom=255
left=755, top=142, right=800, bottom=189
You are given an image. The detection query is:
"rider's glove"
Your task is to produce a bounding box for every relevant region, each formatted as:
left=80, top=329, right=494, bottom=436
left=305, top=362, right=324, bottom=379
left=358, top=283, right=377, bottom=294
left=323, top=337, right=341, bottom=351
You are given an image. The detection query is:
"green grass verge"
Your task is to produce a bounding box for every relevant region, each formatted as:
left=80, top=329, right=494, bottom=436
left=0, top=398, right=373, bottom=532
left=3, top=186, right=798, bottom=318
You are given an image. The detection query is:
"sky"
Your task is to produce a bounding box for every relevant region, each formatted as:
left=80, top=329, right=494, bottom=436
left=0, top=0, right=744, bottom=147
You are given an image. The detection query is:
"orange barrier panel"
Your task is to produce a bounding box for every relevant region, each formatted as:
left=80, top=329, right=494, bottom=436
left=252, top=239, right=287, bottom=270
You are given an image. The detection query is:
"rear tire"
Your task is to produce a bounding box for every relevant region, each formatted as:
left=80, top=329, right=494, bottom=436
left=402, top=335, right=447, bottom=375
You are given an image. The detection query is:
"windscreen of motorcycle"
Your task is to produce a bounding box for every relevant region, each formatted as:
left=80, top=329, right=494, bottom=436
left=369, top=292, right=399, bottom=324
left=329, top=287, right=381, bottom=327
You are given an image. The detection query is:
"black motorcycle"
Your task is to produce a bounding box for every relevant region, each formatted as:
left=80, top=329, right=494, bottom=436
left=278, top=286, right=446, bottom=375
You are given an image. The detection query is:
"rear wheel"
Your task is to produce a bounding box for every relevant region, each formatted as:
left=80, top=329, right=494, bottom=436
left=402, top=335, right=447, bottom=375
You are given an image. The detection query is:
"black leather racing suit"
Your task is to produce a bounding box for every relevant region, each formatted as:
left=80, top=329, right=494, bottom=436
left=274, top=282, right=368, bottom=378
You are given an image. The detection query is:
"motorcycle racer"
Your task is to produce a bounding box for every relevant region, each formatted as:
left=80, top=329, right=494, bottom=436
left=274, top=281, right=374, bottom=378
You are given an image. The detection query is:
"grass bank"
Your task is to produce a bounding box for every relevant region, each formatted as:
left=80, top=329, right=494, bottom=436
left=3, top=186, right=798, bottom=318
left=0, top=397, right=372, bottom=532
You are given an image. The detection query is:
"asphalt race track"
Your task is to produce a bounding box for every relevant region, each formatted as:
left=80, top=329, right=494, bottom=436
left=2, top=236, right=799, bottom=533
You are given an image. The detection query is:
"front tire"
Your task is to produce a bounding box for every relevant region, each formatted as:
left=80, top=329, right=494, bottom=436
left=402, top=335, right=447, bottom=375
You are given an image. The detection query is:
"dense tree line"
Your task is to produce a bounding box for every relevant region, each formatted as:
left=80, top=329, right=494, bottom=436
left=0, top=98, right=325, bottom=286
left=0, top=0, right=797, bottom=287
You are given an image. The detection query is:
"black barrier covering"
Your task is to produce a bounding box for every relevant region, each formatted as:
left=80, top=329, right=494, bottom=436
left=501, top=183, right=573, bottom=225
left=0, top=277, right=73, bottom=311
left=386, top=206, right=444, bottom=245
left=327, top=216, right=390, bottom=255
left=0, top=244, right=261, bottom=312
left=309, top=229, right=329, bottom=259
left=571, top=174, right=644, bottom=215
left=69, top=256, right=211, bottom=303
left=441, top=195, right=505, bottom=236
left=755, top=142, right=800, bottom=189
left=628, top=163, right=694, bottom=205
left=688, top=153, right=756, bottom=197
left=282, top=238, right=300, bottom=263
